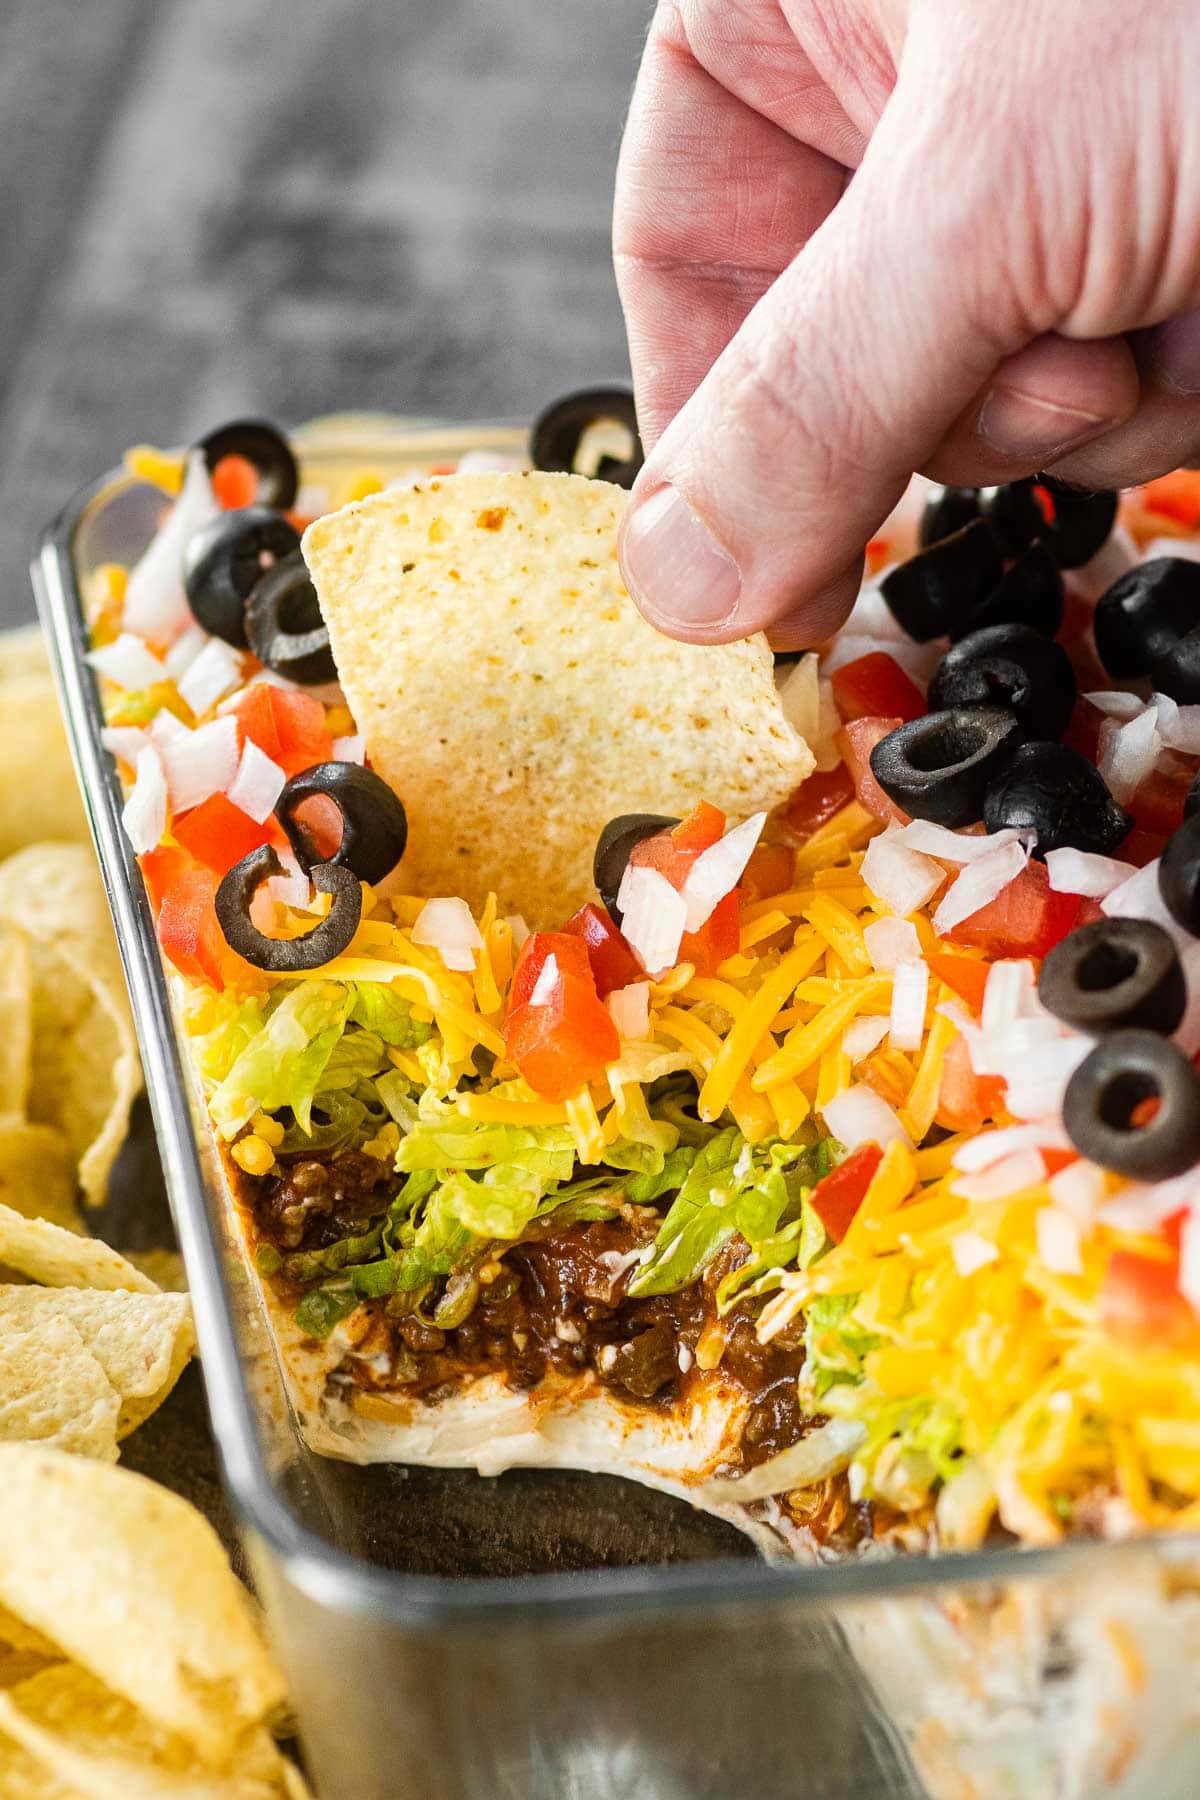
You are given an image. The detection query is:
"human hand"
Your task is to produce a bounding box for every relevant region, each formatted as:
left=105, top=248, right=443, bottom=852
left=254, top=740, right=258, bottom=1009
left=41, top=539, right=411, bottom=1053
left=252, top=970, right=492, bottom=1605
left=614, top=0, right=1200, bottom=647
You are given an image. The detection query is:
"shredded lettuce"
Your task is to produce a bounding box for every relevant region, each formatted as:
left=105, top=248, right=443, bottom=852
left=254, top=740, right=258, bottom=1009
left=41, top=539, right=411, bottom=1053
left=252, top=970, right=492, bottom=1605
left=209, top=983, right=353, bottom=1138
left=294, top=1286, right=360, bottom=1339
left=801, top=1293, right=881, bottom=1399
left=395, top=1101, right=576, bottom=1185
left=347, top=984, right=432, bottom=1047
left=714, top=1193, right=827, bottom=1315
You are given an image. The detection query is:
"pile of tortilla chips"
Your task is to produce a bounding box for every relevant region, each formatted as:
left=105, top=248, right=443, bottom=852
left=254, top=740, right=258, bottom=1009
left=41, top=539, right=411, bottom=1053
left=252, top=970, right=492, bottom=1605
left=0, top=626, right=190, bottom=1461
left=0, top=1445, right=310, bottom=1795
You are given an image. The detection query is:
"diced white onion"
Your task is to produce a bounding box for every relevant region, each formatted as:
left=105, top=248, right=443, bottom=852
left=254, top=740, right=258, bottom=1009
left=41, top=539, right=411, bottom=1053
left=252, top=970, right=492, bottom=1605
left=159, top=716, right=240, bottom=813
left=1179, top=1212, right=1200, bottom=1318
left=87, top=633, right=166, bottom=690
left=606, top=981, right=651, bottom=1041
left=1102, top=858, right=1191, bottom=949
left=332, top=734, right=365, bottom=764
left=953, top=1118, right=1070, bottom=1173
left=528, top=952, right=559, bottom=1005
left=892, top=820, right=1024, bottom=864
left=951, top=1232, right=1000, bottom=1278
left=813, top=677, right=841, bottom=772
left=1048, top=1159, right=1104, bottom=1224
left=981, top=959, right=1038, bottom=1034
left=1152, top=692, right=1200, bottom=754
left=176, top=637, right=244, bottom=716
left=1036, top=1206, right=1083, bottom=1275
left=454, top=448, right=525, bottom=474
left=842, top=1015, right=890, bottom=1064
left=842, top=583, right=912, bottom=645
left=1098, top=1170, right=1200, bottom=1232
left=121, top=747, right=168, bottom=853
left=821, top=1083, right=912, bottom=1152
left=1084, top=688, right=1143, bottom=721
left=506, top=914, right=530, bottom=950
left=889, top=957, right=929, bottom=1051
left=258, top=845, right=311, bottom=915
left=164, top=622, right=209, bottom=680
left=774, top=653, right=820, bottom=743
left=820, top=633, right=937, bottom=688
left=862, top=915, right=921, bottom=972
left=1143, top=534, right=1200, bottom=565
left=226, top=740, right=286, bottom=823
left=1071, top=524, right=1137, bottom=600
left=100, top=725, right=149, bottom=766
left=953, top=1148, right=1046, bottom=1203
left=680, top=812, right=765, bottom=931
left=1097, top=704, right=1161, bottom=805
left=933, top=838, right=1029, bottom=934
left=861, top=830, right=944, bottom=918
left=1045, top=846, right=1136, bottom=898
left=411, top=897, right=483, bottom=972
left=123, top=451, right=220, bottom=641
left=616, top=863, right=687, bottom=975
left=148, top=709, right=188, bottom=750
left=1000, top=1036, right=1092, bottom=1121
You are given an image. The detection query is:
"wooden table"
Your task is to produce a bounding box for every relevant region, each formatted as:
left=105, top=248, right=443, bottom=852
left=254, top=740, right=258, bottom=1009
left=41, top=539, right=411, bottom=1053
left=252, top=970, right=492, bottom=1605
left=0, top=0, right=650, bottom=624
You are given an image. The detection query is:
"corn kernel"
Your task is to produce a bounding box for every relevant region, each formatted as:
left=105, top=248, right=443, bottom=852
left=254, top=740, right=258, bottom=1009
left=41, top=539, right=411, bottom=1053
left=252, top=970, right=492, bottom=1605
left=125, top=444, right=186, bottom=495
left=324, top=703, right=356, bottom=739
left=346, top=472, right=383, bottom=501
left=231, top=1136, right=275, bottom=1177
left=251, top=1113, right=285, bottom=1148
left=362, top=1123, right=400, bottom=1163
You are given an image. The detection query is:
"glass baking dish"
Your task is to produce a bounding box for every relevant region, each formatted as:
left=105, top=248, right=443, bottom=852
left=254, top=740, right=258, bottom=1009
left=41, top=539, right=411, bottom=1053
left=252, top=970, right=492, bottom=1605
left=31, top=417, right=1200, bottom=1800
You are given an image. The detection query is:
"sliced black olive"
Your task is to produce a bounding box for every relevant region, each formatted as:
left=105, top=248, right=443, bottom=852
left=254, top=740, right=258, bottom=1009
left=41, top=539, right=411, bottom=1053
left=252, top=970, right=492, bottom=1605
left=878, top=519, right=1004, bottom=642
left=183, top=506, right=300, bottom=648
left=215, top=847, right=361, bottom=973
left=245, top=550, right=336, bottom=685
left=1093, top=558, right=1200, bottom=682
left=979, top=478, right=1046, bottom=557
left=868, top=707, right=1021, bottom=827
left=958, top=542, right=1065, bottom=640
left=1158, top=811, right=1200, bottom=934
left=531, top=387, right=644, bottom=489
left=1062, top=1030, right=1200, bottom=1180
left=196, top=419, right=299, bottom=511
left=1185, top=769, right=1200, bottom=822
left=928, top=623, right=1076, bottom=740
left=982, top=741, right=1130, bottom=857
left=918, top=486, right=981, bottom=550
left=1037, top=475, right=1118, bottom=569
left=594, top=813, right=680, bottom=922
left=1149, top=627, right=1200, bottom=704
left=276, top=762, right=408, bottom=886
left=1039, top=917, right=1186, bottom=1035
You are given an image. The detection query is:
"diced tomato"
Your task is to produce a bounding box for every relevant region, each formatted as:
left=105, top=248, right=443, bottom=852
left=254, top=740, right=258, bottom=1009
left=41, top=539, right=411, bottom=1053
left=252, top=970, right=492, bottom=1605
left=629, top=801, right=726, bottom=889
left=925, top=949, right=989, bottom=1014
left=1127, top=748, right=1196, bottom=839
left=837, top=717, right=909, bottom=825
left=562, top=903, right=643, bottom=998
left=1141, top=470, right=1200, bottom=530
left=740, top=842, right=795, bottom=903
left=783, top=765, right=855, bottom=841
left=1041, top=1147, right=1078, bottom=1177
left=173, top=793, right=274, bottom=875
left=1119, top=827, right=1170, bottom=870
left=680, top=888, right=740, bottom=975
left=141, top=844, right=249, bottom=990
left=1102, top=1249, right=1200, bottom=1349
left=864, top=535, right=891, bottom=575
left=504, top=933, right=619, bottom=1101
left=1061, top=697, right=1102, bottom=766
left=809, top=1144, right=883, bottom=1244
left=937, top=1033, right=1006, bottom=1133
left=211, top=453, right=259, bottom=511
left=831, top=652, right=925, bottom=726
left=1031, top=481, right=1056, bottom=526
left=229, top=685, right=333, bottom=778
left=945, top=860, right=1081, bottom=960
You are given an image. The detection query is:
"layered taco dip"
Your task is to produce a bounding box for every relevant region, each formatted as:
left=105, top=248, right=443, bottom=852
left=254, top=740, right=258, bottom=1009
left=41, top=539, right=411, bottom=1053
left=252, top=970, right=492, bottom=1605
left=86, top=399, right=1200, bottom=1557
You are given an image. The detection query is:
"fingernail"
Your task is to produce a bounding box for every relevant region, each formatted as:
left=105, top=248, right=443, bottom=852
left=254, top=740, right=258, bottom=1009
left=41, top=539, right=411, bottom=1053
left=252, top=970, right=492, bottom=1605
left=1150, top=309, right=1200, bottom=394
left=978, top=387, right=1107, bottom=459
left=621, top=483, right=741, bottom=629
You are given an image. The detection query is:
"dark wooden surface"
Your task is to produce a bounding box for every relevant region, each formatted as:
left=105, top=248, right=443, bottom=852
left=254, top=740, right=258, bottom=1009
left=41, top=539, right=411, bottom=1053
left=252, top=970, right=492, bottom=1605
left=0, top=0, right=651, bottom=623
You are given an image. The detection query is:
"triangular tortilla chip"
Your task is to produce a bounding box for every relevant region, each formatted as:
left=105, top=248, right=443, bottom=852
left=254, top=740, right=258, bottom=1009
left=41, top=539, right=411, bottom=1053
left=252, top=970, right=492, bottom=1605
left=0, top=925, right=31, bottom=1121
left=0, top=1124, right=82, bottom=1234
left=0, top=1318, right=119, bottom=1461
left=0, top=1289, right=193, bottom=1436
left=0, top=1205, right=155, bottom=1292
left=304, top=472, right=813, bottom=922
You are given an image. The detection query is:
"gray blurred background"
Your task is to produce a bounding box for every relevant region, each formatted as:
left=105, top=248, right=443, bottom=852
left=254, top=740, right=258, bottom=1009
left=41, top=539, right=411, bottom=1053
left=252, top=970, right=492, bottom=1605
left=0, top=0, right=651, bottom=622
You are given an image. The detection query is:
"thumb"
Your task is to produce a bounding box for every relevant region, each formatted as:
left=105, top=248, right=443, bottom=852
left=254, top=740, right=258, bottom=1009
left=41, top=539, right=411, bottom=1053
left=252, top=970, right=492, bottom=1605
left=618, top=78, right=1081, bottom=647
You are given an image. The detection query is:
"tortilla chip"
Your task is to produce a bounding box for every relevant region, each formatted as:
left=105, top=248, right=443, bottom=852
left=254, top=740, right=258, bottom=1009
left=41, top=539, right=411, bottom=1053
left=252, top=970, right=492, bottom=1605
left=0, top=1125, right=82, bottom=1234
left=25, top=936, right=139, bottom=1207
left=0, top=1288, right=193, bottom=1436
left=122, top=1248, right=188, bottom=1292
left=304, top=472, right=813, bottom=922
left=0, top=676, right=88, bottom=862
left=0, top=1204, right=155, bottom=1292
left=0, top=1447, right=287, bottom=1761
left=0, top=843, right=129, bottom=1011
left=0, top=625, right=58, bottom=688
left=0, top=926, right=32, bottom=1121
left=0, top=1318, right=120, bottom=1460
left=0, top=1665, right=300, bottom=1798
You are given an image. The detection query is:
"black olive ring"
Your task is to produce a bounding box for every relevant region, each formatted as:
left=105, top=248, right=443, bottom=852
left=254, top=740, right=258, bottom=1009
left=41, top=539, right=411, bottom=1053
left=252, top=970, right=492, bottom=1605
left=594, top=813, right=680, bottom=922
left=245, top=550, right=337, bottom=685
left=530, top=387, right=644, bottom=489
left=1159, top=811, right=1200, bottom=935
left=276, top=762, right=409, bottom=886
left=868, top=707, right=1021, bottom=828
left=1062, top=1030, right=1200, bottom=1180
left=1038, top=917, right=1186, bottom=1036
left=879, top=518, right=1004, bottom=642
left=183, top=506, right=301, bottom=648
left=982, top=741, right=1131, bottom=859
left=928, top=622, right=1077, bottom=741
left=215, top=847, right=362, bottom=973
left=196, top=418, right=300, bottom=512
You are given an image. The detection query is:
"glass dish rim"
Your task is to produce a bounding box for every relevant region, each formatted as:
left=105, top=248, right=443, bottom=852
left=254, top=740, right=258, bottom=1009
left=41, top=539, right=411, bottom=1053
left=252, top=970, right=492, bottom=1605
left=30, top=421, right=1200, bottom=1632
